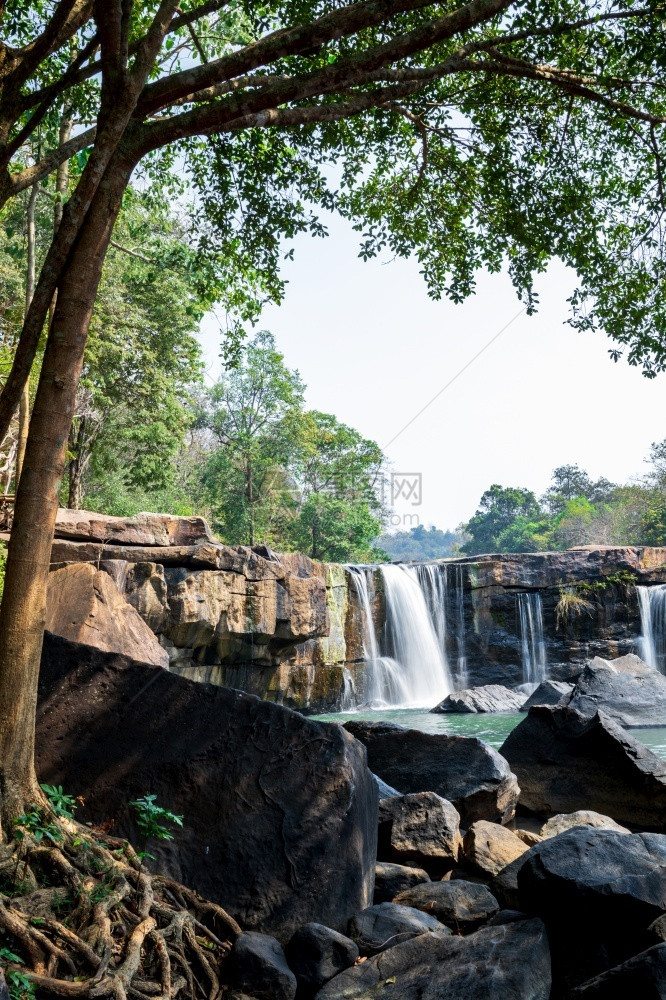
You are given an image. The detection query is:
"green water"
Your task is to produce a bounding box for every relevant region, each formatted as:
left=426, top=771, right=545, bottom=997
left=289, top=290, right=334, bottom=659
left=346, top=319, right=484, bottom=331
left=314, top=708, right=666, bottom=759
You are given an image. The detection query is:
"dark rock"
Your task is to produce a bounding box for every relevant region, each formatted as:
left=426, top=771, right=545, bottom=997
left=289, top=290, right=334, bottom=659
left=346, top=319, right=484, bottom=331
left=490, top=853, right=532, bottom=911
left=0, top=969, right=8, bottom=1000
left=374, top=863, right=430, bottom=904
left=378, top=792, right=462, bottom=876
left=463, top=820, right=529, bottom=877
left=568, top=654, right=666, bottom=727
left=500, top=705, right=666, bottom=830
left=315, top=918, right=551, bottom=999
left=372, top=773, right=400, bottom=799
left=520, top=680, right=573, bottom=711
left=345, top=720, right=519, bottom=825
left=487, top=909, right=531, bottom=926
left=432, top=684, right=525, bottom=714
left=284, top=923, right=358, bottom=996
left=518, top=828, right=666, bottom=989
left=227, top=932, right=297, bottom=1000
left=347, top=902, right=446, bottom=956
left=571, top=944, right=666, bottom=998
left=393, top=879, right=499, bottom=931
left=35, top=657, right=377, bottom=942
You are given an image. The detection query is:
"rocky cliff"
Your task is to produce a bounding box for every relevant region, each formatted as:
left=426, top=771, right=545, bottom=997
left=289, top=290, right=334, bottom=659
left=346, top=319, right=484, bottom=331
left=45, top=511, right=666, bottom=711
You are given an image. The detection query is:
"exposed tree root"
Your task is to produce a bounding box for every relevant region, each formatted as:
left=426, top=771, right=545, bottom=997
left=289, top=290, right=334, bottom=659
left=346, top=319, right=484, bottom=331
left=0, top=824, right=241, bottom=1000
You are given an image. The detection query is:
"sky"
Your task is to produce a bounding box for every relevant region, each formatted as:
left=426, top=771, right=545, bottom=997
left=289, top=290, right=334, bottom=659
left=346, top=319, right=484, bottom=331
left=198, top=212, right=665, bottom=532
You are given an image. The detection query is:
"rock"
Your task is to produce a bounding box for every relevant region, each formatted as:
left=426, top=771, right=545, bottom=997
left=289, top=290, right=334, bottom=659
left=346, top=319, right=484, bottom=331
left=520, top=680, right=573, bottom=711
left=102, top=560, right=170, bottom=634
left=649, top=914, right=666, bottom=942
left=284, top=923, right=358, bottom=995
left=463, top=820, right=529, bottom=877
left=46, top=563, right=168, bottom=668
left=0, top=969, right=8, bottom=1000
left=372, top=773, right=400, bottom=799
left=432, top=684, right=525, bottom=714
left=347, top=902, right=447, bottom=956
left=515, top=829, right=543, bottom=847
left=315, top=918, right=551, bottom=999
left=571, top=943, right=666, bottom=998
left=491, top=854, right=529, bottom=910
left=518, top=828, right=666, bottom=988
left=540, top=811, right=631, bottom=839
left=373, top=863, right=430, bottom=904
left=393, top=879, right=499, bottom=931
left=568, top=653, right=666, bottom=727
left=35, top=658, right=377, bottom=942
left=487, top=909, right=531, bottom=926
left=54, top=508, right=214, bottom=547
left=377, top=792, right=462, bottom=876
left=227, top=932, right=297, bottom=1000
left=345, top=721, right=520, bottom=825
left=500, top=705, right=666, bottom=830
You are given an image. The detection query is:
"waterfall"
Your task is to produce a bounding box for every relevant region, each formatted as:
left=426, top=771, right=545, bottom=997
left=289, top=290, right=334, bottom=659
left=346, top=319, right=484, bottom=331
left=637, top=584, right=666, bottom=673
left=445, top=563, right=468, bottom=690
left=379, top=564, right=452, bottom=707
left=517, top=592, right=547, bottom=685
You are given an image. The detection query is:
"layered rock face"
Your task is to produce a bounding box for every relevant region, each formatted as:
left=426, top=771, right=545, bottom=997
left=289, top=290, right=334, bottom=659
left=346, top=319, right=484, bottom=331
left=45, top=511, right=666, bottom=712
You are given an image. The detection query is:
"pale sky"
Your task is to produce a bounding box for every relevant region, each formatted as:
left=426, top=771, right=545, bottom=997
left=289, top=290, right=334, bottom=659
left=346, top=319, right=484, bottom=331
left=198, top=211, right=665, bottom=532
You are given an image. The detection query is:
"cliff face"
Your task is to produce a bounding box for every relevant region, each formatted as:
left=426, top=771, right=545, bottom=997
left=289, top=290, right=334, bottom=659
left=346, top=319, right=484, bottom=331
left=47, top=512, right=666, bottom=712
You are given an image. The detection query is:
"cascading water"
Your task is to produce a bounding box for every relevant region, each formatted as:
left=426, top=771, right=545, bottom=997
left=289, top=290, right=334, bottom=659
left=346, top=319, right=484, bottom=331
left=379, top=564, right=453, bottom=707
left=445, top=563, right=468, bottom=690
left=516, top=592, right=548, bottom=685
left=637, top=584, right=666, bottom=673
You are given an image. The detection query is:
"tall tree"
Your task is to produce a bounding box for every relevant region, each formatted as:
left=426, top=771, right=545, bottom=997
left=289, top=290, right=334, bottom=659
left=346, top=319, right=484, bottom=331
left=0, top=0, right=664, bottom=843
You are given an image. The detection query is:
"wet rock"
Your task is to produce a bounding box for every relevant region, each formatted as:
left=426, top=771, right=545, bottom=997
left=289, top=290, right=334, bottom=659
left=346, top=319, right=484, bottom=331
left=315, top=918, right=551, bottom=999
left=520, top=680, right=573, bottom=711
left=500, top=705, right=666, bottom=830
left=464, top=820, right=529, bottom=877
left=35, top=659, right=377, bottom=942
left=568, top=654, right=666, bottom=727
left=432, top=684, right=525, bottom=714
left=46, top=563, right=168, bottom=668
left=374, top=863, right=430, bottom=904
left=345, top=720, right=520, bottom=825
left=348, top=902, right=446, bottom=956
left=284, top=923, right=358, bottom=996
left=54, top=508, right=215, bottom=547
left=518, top=828, right=666, bottom=988
left=540, top=811, right=630, bottom=839
left=377, top=792, right=462, bottom=876
left=393, top=879, right=499, bottom=931
left=571, top=943, right=666, bottom=998
left=227, top=932, right=297, bottom=1000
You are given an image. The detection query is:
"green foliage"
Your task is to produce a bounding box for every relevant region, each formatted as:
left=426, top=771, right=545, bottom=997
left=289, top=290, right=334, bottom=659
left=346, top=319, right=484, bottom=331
left=0, top=949, right=35, bottom=1000
left=130, top=795, right=184, bottom=842
left=40, top=783, right=76, bottom=820
left=377, top=525, right=461, bottom=563
left=13, top=808, right=62, bottom=845
left=555, top=588, right=595, bottom=629
left=462, top=485, right=543, bottom=555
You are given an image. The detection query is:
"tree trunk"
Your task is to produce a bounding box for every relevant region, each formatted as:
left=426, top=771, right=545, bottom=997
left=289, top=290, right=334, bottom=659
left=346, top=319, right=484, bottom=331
left=15, top=180, right=39, bottom=487
left=0, top=157, right=132, bottom=832
left=67, top=414, right=86, bottom=509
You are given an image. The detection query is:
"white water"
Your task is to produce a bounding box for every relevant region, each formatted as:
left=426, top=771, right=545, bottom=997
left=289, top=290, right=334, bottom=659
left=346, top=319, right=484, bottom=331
left=517, top=592, right=548, bottom=685
left=379, top=564, right=453, bottom=707
left=446, top=563, right=468, bottom=690
left=637, top=584, right=666, bottom=673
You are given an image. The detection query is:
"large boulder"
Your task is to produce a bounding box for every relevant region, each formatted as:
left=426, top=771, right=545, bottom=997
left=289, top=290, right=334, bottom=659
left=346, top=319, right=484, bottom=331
left=46, top=563, right=168, bottom=668
left=35, top=657, right=377, bottom=942
left=568, top=654, right=666, bottom=727
left=518, top=828, right=666, bottom=988
left=500, top=705, right=666, bottom=830
left=314, top=918, right=551, bottom=999
left=373, top=863, right=430, bottom=904
left=571, top=944, right=666, bottom=998
left=520, top=680, right=573, bottom=711
left=284, top=923, right=358, bottom=996
left=431, top=684, right=525, bottom=714
left=463, top=820, right=529, bottom=877
left=345, top=721, right=519, bottom=825
left=377, top=792, right=462, bottom=876
left=393, top=880, right=500, bottom=932
left=540, top=811, right=630, bottom=839
left=54, top=508, right=214, bottom=547
left=347, top=902, right=446, bottom=956
left=226, top=932, right=296, bottom=1000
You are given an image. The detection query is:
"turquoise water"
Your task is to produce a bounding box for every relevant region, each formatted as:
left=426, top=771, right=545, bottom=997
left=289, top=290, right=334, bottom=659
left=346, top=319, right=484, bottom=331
left=314, top=708, right=666, bottom=759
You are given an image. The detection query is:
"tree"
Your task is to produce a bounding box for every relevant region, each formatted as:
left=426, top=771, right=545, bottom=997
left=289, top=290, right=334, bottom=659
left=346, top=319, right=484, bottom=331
left=377, top=523, right=461, bottom=562
left=288, top=410, right=385, bottom=560
left=0, top=0, right=664, bottom=931
left=543, top=464, right=617, bottom=514
left=462, top=484, right=542, bottom=554
left=200, top=331, right=304, bottom=544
